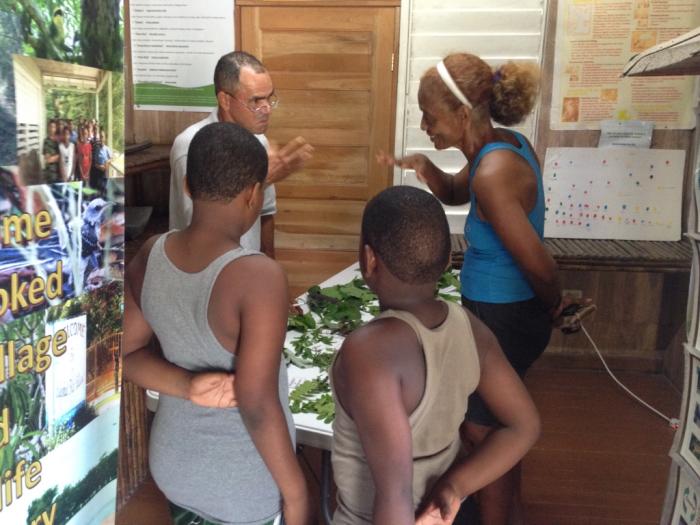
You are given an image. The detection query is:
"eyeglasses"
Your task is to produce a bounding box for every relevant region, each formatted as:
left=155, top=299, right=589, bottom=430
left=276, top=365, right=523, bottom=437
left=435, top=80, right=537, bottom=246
left=224, top=91, right=279, bottom=113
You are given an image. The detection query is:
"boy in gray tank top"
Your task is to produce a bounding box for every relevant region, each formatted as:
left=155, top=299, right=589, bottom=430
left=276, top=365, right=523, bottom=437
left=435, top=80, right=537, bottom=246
left=330, top=186, right=541, bottom=524
left=124, top=122, right=310, bottom=525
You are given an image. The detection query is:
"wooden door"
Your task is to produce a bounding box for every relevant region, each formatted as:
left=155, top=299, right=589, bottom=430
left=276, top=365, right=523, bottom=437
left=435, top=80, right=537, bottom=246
left=240, top=3, right=399, bottom=292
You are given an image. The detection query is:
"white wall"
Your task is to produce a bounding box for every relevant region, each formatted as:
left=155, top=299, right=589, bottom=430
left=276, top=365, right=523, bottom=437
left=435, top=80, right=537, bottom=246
left=13, top=54, right=44, bottom=160
left=394, top=0, right=548, bottom=232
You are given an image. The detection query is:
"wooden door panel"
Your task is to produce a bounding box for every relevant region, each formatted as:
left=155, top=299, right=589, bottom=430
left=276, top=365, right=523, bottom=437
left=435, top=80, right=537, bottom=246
left=276, top=231, right=360, bottom=252
left=241, top=4, right=397, bottom=256
left=262, top=31, right=373, bottom=56
left=276, top=198, right=364, bottom=235
left=268, top=127, right=369, bottom=147
left=273, top=90, right=371, bottom=137
left=270, top=71, right=372, bottom=91
left=255, top=7, right=385, bottom=31
left=276, top=145, right=368, bottom=200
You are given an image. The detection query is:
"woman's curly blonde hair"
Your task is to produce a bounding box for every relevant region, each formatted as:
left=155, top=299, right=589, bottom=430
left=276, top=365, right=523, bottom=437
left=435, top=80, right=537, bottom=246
left=421, top=53, right=540, bottom=126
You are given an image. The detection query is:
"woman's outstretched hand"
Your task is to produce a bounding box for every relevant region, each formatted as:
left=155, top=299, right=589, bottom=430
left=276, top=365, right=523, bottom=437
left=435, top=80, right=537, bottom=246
left=377, top=151, right=432, bottom=184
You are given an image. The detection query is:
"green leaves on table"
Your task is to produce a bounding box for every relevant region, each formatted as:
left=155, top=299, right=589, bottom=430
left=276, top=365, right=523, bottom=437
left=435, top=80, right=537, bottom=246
left=286, top=270, right=461, bottom=423
left=287, top=311, right=316, bottom=331
left=288, top=378, right=336, bottom=424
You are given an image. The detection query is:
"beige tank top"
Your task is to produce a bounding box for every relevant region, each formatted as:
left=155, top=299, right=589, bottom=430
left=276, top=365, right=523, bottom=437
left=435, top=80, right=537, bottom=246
left=330, top=300, right=481, bottom=524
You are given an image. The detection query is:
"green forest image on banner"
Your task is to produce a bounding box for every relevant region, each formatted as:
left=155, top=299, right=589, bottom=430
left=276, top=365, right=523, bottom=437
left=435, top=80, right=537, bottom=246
left=0, top=1, right=124, bottom=524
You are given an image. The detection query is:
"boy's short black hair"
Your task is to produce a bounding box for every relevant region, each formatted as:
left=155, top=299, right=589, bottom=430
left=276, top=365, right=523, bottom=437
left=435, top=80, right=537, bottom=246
left=362, top=186, right=450, bottom=285
left=186, top=122, right=268, bottom=202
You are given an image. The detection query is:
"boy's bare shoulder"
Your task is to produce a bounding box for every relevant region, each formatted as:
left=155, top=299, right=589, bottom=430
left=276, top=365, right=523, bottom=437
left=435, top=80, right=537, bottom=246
left=126, top=234, right=163, bottom=302
left=340, top=317, right=419, bottom=365
left=130, top=234, right=161, bottom=268
left=217, top=253, right=288, bottom=293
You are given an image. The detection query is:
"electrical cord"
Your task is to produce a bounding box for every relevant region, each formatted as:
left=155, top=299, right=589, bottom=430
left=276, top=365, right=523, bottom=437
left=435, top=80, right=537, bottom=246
left=579, top=323, right=680, bottom=429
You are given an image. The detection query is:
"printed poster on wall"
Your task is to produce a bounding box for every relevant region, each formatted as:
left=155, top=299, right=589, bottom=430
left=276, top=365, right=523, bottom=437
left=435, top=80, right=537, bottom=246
left=551, top=0, right=700, bottom=130
left=543, top=147, right=685, bottom=241
left=130, top=0, right=235, bottom=111
left=0, top=2, right=124, bottom=524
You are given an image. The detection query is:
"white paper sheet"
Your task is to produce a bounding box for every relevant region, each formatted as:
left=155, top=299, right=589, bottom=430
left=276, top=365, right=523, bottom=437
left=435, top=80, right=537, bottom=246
left=543, top=147, right=685, bottom=241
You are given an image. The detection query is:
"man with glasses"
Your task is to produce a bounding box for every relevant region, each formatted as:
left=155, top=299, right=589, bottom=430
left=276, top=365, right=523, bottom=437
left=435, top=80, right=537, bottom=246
left=169, top=51, right=313, bottom=257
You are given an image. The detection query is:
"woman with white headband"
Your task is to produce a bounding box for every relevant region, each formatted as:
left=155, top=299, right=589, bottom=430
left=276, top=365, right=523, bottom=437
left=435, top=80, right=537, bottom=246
left=380, top=53, right=570, bottom=525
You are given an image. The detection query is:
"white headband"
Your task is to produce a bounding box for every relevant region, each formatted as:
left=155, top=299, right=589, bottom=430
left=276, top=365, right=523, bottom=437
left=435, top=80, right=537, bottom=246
left=436, top=60, right=472, bottom=109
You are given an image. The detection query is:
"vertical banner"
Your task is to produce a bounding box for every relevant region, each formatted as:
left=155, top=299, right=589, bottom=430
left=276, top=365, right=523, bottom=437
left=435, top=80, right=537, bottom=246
left=0, top=1, right=124, bottom=524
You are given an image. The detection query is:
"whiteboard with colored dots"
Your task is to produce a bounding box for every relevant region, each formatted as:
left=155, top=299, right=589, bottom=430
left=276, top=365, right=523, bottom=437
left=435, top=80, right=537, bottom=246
left=543, top=147, right=685, bottom=241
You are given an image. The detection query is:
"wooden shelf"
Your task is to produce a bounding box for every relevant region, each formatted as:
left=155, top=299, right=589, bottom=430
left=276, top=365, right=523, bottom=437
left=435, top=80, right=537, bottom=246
left=450, top=234, right=692, bottom=273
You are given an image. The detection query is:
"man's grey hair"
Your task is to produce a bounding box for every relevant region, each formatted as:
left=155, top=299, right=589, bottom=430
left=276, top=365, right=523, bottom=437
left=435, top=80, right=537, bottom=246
left=214, top=51, right=266, bottom=94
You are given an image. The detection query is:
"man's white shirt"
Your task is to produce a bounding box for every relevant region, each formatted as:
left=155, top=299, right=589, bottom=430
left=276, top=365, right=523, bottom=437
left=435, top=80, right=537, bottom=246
left=169, top=110, right=276, bottom=251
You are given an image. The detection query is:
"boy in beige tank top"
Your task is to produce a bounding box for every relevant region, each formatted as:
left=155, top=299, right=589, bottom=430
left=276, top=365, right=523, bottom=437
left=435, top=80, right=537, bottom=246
left=330, top=186, right=541, bottom=524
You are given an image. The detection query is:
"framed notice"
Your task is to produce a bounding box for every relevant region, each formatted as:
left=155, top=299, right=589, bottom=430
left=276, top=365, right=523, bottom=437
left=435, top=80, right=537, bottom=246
left=673, top=346, right=700, bottom=481
left=661, top=461, right=700, bottom=525
left=130, top=0, right=235, bottom=111
left=551, top=0, right=699, bottom=130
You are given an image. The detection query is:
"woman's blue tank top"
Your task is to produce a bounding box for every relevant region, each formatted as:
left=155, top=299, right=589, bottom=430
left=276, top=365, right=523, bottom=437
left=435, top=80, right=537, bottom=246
left=460, top=130, right=545, bottom=303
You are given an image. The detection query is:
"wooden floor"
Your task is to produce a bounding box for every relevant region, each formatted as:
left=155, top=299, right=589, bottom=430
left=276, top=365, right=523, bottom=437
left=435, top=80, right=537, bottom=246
left=116, top=367, right=680, bottom=525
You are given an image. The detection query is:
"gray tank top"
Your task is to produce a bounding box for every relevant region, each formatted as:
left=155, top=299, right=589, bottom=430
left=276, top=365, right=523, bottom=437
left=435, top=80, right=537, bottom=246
left=142, top=232, right=294, bottom=525
left=330, top=301, right=480, bottom=524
